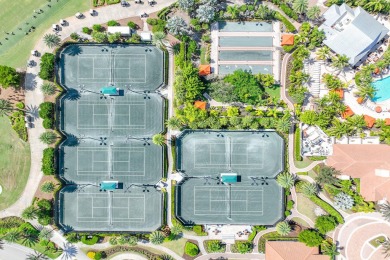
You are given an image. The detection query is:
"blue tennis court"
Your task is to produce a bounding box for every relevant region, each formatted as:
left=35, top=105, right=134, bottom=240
left=219, top=37, right=273, bottom=47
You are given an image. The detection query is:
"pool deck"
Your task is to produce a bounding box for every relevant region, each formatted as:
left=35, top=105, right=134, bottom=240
left=210, top=22, right=281, bottom=82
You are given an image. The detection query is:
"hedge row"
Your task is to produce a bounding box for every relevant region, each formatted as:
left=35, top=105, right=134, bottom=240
left=42, top=148, right=55, bottom=175
left=294, top=126, right=302, bottom=161
left=39, top=53, right=55, bottom=80
left=310, top=196, right=344, bottom=224
left=39, top=102, right=55, bottom=129
left=279, top=3, right=298, bottom=20
left=275, top=12, right=297, bottom=33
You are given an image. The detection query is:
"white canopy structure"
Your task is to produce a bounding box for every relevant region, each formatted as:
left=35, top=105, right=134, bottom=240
left=107, top=26, right=131, bottom=36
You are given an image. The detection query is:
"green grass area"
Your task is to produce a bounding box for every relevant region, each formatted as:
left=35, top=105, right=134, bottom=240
left=294, top=158, right=313, bottom=169
left=0, top=116, right=31, bottom=210
left=24, top=241, right=62, bottom=259
left=162, top=237, right=187, bottom=257
left=200, top=46, right=207, bottom=65
left=0, top=0, right=90, bottom=68
left=369, top=236, right=386, bottom=248
left=291, top=217, right=310, bottom=227
left=294, top=126, right=302, bottom=161
left=296, top=193, right=318, bottom=223
left=265, top=85, right=281, bottom=100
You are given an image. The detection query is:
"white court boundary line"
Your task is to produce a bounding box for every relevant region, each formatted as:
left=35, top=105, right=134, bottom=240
left=76, top=193, right=146, bottom=223
left=193, top=186, right=264, bottom=216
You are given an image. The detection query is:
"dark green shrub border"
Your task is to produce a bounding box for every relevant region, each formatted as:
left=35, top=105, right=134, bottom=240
left=275, top=12, right=297, bottom=33
left=310, top=196, right=344, bottom=224
left=185, top=242, right=199, bottom=257
left=294, top=126, right=302, bottom=161
left=42, top=148, right=55, bottom=175
left=39, top=53, right=55, bottom=80
left=81, top=235, right=100, bottom=245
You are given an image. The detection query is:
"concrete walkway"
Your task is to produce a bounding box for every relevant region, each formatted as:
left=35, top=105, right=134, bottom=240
left=0, top=0, right=176, bottom=219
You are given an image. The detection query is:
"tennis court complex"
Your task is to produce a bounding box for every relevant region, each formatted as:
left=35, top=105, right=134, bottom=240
left=175, top=130, right=285, bottom=225
left=57, top=44, right=165, bottom=232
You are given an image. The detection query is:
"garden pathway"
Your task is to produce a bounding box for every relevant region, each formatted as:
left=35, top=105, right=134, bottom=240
left=288, top=187, right=315, bottom=227
left=252, top=227, right=276, bottom=254
left=0, top=0, right=176, bottom=219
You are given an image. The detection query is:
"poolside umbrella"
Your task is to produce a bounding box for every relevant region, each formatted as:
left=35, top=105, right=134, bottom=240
left=374, top=67, right=380, bottom=74
left=375, top=106, right=382, bottom=113
left=357, top=97, right=364, bottom=104
left=385, top=118, right=390, bottom=126
left=364, top=115, right=376, bottom=128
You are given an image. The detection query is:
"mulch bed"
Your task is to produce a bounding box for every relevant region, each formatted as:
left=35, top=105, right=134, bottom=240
left=33, top=175, right=61, bottom=200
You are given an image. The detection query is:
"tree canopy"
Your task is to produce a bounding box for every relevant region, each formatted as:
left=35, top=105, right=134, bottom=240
left=0, top=65, right=20, bottom=88
left=298, top=230, right=323, bottom=247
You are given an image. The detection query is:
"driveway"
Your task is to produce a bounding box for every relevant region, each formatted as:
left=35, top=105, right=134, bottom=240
left=336, top=213, right=390, bottom=260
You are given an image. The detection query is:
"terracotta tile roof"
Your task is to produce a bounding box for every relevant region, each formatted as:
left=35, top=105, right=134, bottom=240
left=326, top=144, right=390, bottom=201
left=266, top=241, right=328, bottom=260
left=194, top=101, right=207, bottom=110
left=342, top=106, right=354, bottom=119
left=281, top=34, right=294, bottom=46
left=364, top=115, right=376, bottom=128
left=199, top=65, right=211, bottom=76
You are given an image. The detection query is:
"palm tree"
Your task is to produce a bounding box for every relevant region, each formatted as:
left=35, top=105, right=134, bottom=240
left=22, top=206, right=37, bottom=220
left=166, top=117, right=182, bottom=130
left=3, top=229, right=20, bottom=242
left=276, top=222, right=291, bottom=236
left=365, top=0, right=385, bottom=12
left=301, top=182, right=318, bottom=197
left=40, top=182, right=55, bottom=193
left=171, top=224, right=182, bottom=236
left=43, top=34, right=61, bottom=48
left=276, top=172, right=295, bottom=189
left=149, top=231, right=165, bottom=245
left=307, top=6, right=321, bottom=20
left=346, top=115, right=366, bottom=134
left=152, top=134, right=165, bottom=146
left=292, top=0, right=309, bottom=14
left=356, top=84, right=376, bottom=100
left=327, top=119, right=348, bottom=139
left=39, top=131, right=57, bottom=145
left=331, top=55, right=350, bottom=74
left=383, top=238, right=390, bottom=258
left=316, top=46, right=331, bottom=61
left=26, top=251, right=48, bottom=260
left=276, top=117, right=291, bottom=133
left=153, top=31, right=166, bottom=48
left=41, top=83, right=56, bottom=96
left=266, top=107, right=280, bottom=118
left=38, top=228, right=53, bottom=241
left=0, top=99, right=13, bottom=116
left=60, top=242, right=78, bottom=260
left=322, top=241, right=339, bottom=260
left=316, top=166, right=340, bottom=187
left=21, top=230, right=39, bottom=247
left=380, top=201, right=390, bottom=221
left=226, top=5, right=240, bottom=19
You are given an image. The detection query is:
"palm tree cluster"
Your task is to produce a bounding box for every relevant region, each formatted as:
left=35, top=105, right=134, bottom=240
left=276, top=221, right=291, bottom=236
left=315, top=166, right=340, bottom=188
left=43, top=34, right=61, bottom=48
left=277, top=172, right=295, bottom=189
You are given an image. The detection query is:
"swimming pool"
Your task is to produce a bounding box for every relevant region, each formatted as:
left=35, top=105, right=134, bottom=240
left=218, top=21, right=273, bottom=32
left=219, top=36, right=273, bottom=47
left=372, top=76, right=390, bottom=102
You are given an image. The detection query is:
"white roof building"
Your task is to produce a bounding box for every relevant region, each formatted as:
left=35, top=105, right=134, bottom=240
left=319, top=3, right=389, bottom=66
left=107, top=26, right=131, bottom=36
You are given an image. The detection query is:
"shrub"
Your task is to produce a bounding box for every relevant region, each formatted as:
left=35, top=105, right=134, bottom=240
left=39, top=102, right=54, bottom=119
left=274, top=11, right=296, bottom=33
left=294, top=126, right=302, bottom=161
left=39, top=131, right=57, bottom=144
left=193, top=225, right=207, bottom=236
left=87, top=251, right=96, bottom=259
left=127, top=34, right=141, bottom=43
left=315, top=215, right=338, bottom=234
left=43, top=118, right=54, bottom=129
left=82, top=27, right=92, bottom=34
left=39, top=53, right=55, bottom=80
left=38, top=215, right=51, bottom=225
left=107, top=20, right=119, bottom=26
left=185, top=242, right=199, bottom=257
left=127, top=21, right=137, bottom=29
left=310, top=196, right=344, bottom=224
left=235, top=241, right=252, bottom=254
left=146, top=18, right=158, bottom=25
left=37, top=199, right=52, bottom=210
left=81, top=235, right=100, bottom=245
left=42, top=148, right=55, bottom=175
left=16, top=102, right=25, bottom=109
left=286, top=200, right=294, bottom=210
left=206, top=240, right=223, bottom=253
left=279, top=3, right=298, bottom=20
left=298, top=230, right=323, bottom=247
left=70, top=33, right=79, bottom=41
left=41, top=181, right=56, bottom=193
left=41, top=83, right=56, bottom=96
left=248, top=231, right=257, bottom=242
left=284, top=210, right=291, bottom=217
left=92, top=24, right=103, bottom=32
left=0, top=65, right=20, bottom=88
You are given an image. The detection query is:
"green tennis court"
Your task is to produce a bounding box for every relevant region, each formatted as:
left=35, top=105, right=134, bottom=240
left=219, top=50, right=273, bottom=61
left=59, top=185, right=162, bottom=232
left=175, top=130, right=285, bottom=225
left=59, top=44, right=164, bottom=91
left=219, top=37, right=273, bottom=47
left=57, top=44, right=165, bottom=232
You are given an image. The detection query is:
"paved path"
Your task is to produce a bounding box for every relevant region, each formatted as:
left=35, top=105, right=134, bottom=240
left=252, top=227, right=276, bottom=254
left=335, top=213, right=390, bottom=260
left=0, top=0, right=176, bottom=219
left=0, top=242, right=36, bottom=260
left=288, top=187, right=315, bottom=227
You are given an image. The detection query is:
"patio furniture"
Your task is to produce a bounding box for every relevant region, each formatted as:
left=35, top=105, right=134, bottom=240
left=75, top=12, right=83, bottom=18
left=31, top=50, right=37, bottom=56
left=60, top=19, right=66, bottom=26
left=135, top=0, right=142, bottom=3
left=121, top=0, right=128, bottom=6
left=52, top=24, right=59, bottom=31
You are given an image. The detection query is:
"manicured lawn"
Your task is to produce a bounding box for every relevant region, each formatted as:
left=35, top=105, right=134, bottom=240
left=162, top=237, right=187, bottom=256
left=265, top=85, right=280, bottom=100
left=291, top=217, right=310, bottom=227
left=0, top=116, right=30, bottom=210
left=294, top=158, right=313, bottom=169
left=296, top=193, right=318, bottom=223
left=200, top=46, right=207, bottom=65
left=0, top=0, right=90, bottom=68
left=369, top=236, right=386, bottom=248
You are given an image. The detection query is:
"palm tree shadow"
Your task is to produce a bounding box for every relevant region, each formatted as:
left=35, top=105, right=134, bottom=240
left=64, top=89, right=81, bottom=101
left=24, top=73, right=37, bottom=91
left=60, top=242, right=78, bottom=260
left=63, top=45, right=83, bottom=56
left=25, top=105, right=39, bottom=119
